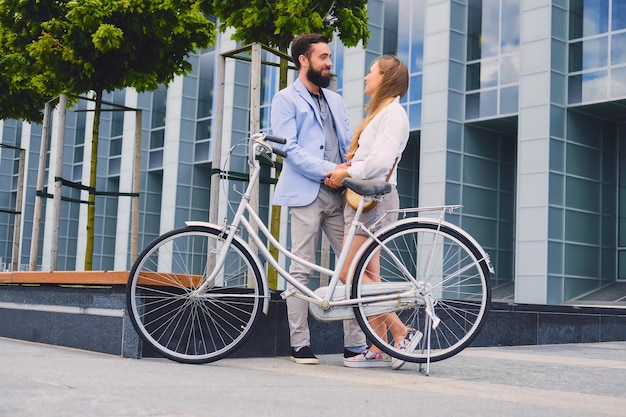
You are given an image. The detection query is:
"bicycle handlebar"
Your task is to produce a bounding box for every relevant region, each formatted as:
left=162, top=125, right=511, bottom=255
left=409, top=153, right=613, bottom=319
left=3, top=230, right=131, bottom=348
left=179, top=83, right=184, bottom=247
left=262, top=134, right=286, bottom=144
left=252, top=133, right=288, bottom=159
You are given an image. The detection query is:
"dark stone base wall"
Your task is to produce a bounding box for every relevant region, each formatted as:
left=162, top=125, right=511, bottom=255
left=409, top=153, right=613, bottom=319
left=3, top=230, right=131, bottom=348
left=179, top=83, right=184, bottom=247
left=1, top=285, right=625, bottom=360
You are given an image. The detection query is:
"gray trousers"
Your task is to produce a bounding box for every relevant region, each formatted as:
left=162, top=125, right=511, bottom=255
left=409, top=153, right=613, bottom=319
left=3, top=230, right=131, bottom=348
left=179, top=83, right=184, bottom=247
left=287, top=186, right=366, bottom=349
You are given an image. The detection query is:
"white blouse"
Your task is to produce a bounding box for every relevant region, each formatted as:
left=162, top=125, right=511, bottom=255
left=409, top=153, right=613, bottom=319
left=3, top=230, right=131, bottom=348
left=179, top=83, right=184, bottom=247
left=347, top=97, right=410, bottom=185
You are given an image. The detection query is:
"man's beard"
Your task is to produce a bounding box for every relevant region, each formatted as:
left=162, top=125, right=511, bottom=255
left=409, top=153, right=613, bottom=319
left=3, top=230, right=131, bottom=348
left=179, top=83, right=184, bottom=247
left=307, top=66, right=331, bottom=88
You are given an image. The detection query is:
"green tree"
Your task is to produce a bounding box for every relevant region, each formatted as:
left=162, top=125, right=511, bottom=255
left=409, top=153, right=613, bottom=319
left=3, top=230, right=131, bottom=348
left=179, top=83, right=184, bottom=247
left=0, top=0, right=216, bottom=269
left=212, top=0, right=370, bottom=288
left=0, top=59, right=47, bottom=123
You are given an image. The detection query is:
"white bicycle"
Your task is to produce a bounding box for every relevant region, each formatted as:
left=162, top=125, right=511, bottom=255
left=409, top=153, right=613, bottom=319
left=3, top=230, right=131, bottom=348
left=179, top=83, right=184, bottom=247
left=126, top=133, right=494, bottom=372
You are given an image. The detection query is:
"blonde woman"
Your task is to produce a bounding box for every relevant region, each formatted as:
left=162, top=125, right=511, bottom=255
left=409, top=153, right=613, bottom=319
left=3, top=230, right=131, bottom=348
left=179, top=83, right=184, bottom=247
left=325, top=56, right=418, bottom=369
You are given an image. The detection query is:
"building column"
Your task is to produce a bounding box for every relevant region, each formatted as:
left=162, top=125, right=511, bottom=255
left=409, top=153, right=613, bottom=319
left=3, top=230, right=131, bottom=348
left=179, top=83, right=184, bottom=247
left=159, top=76, right=184, bottom=234
left=419, top=0, right=454, bottom=207
left=515, top=0, right=555, bottom=304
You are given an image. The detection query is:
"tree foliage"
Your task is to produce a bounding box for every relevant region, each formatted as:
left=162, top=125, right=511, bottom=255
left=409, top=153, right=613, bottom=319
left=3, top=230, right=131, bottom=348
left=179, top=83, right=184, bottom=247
left=0, top=0, right=216, bottom=97
left=0, top=0, right=217, bottom=269
left=211, top=0, right=369, bottom=52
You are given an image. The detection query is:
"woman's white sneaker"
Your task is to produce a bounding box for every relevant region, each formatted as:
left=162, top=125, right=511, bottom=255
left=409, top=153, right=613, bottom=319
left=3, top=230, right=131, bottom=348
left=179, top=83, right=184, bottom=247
left=391, top=329, right=423, bottom=370
left=343, top=350, right=391, bottom=368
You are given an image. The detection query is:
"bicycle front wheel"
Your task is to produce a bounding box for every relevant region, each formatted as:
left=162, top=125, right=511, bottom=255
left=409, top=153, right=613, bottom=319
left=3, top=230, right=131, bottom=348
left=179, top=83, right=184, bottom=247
left=351, top=220, right=491, bottom=363
left=127, top=225, right=264, bottom=364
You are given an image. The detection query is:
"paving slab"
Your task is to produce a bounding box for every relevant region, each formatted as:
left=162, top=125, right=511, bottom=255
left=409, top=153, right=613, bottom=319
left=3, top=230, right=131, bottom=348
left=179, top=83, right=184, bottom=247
left=0, top=337, right=624, bottom=417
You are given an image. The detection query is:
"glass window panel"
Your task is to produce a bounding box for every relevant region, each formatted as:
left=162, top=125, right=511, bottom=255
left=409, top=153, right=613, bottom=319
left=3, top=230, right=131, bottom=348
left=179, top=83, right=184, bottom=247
left=409, top=74, right=422, bottom=101
left=197, top=52, right=215, bottom=119
left=151, top=87, right=167, bottom=128
left=444, top=185, right=459, bottom=210
left=565, top=210, right=600, bottom=244
left=501, top=1, right=520, bottom=52
left=149, top=150, right=163, bottom=170
left=581, top=70, right=608, bottom=101
left=182, top=75, right=197, bottom=97
left=552, top=39, right=567, bottom=73
left=111, top=111, right=124, bottom=137
left=446, top=152, right=462, bottom=182
left=479, top=89, right=498, bottom=118
left=569, top=0, right=609, bottom=39
left=180, top=119, right=195, bottom=141
left=460, top=214, right=498, bottom=246
left=564, top=243, right=600, bottom=277
left=410, top=0, right=425, bottom=77
left=500, top=55, right=520, bottom=85
left=549, top=172, right=564, bottom=206
left=499, top=86, right=518, bottom=114
left=611, top=32, right=626, bottom=64
left=480, top=58, right=498, bottom=88
left=465, top=93, right=480, bottom=119
left=466, top=63, right=481, bottom=91
left=369, top=26, right=383, bottom=51
left=612, top=0, right=626, bottom=30
left=150, top=129, right=164, bottom=149
left=601, top=246, right=616, bottom=278
left=546, top=275, right=563, bottom=305
left=569, top=41, right=583, bottom=72
left=448, top=91, right=463, bottom=120
left=583, top=37, right=609, bottom=70
left=618, top=251, right=626, bottom=279
left=463, top=156, right=499, bottom=189
left=548, top=241, right=563, bottom=273
left=552, top=6, right=568, bottom=41
left=73, top=146, right=84, bottom=163
left=568, top=74, right=583, bottom=103
left=368, top=0, right=383, bottom=25
left=194, top=141, right=210, bottom=163
left=196, top=119, right=211, bottom=141
left=450, top=1, right=466, bottom=32
left=109, top=139, right=122, bottom=157
left=467, top=0, right=482, bottom=61
left=449, top=31, right=465, bottom=61
left=233, top=84, right=249, bottom=108
left=551, top=72, right=567, bottom=107
left=566, top=176, right=601, bottom=212
left=449, top=61, right=464, bottom=91
left=564, top=276, right=600, bottom=300
left=448, top=122, right=463, bottom=151
left=408, top=103, right=422, bottom=130
left=567, top=143, right=601, bottom=180
left=481, top=0, right=500, bottom=58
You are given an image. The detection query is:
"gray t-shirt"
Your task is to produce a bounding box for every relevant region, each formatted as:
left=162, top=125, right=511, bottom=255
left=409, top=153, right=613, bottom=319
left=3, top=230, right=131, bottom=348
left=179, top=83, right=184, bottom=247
left=311, top=90, right=341, bottom=165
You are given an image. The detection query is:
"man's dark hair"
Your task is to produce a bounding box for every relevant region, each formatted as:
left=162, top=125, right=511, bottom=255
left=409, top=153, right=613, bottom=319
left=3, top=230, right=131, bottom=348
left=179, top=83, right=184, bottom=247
left=290, top=33, right=330, bottom=70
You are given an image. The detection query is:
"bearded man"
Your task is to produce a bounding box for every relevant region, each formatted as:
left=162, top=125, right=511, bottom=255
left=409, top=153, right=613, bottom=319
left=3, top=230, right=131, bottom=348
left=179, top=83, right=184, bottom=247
left=270, top=33, right=367, bottom=365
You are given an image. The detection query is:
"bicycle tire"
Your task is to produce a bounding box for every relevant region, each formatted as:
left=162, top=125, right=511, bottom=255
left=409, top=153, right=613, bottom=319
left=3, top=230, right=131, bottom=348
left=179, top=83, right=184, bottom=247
left=351, top=220, right=491, bottom=364
left=126, top=225, right=264, bottom=364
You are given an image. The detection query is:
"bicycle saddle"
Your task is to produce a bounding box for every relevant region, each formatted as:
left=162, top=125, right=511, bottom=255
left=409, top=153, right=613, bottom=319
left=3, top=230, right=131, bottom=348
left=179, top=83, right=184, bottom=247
left=342, top=178, right=392, bottom=196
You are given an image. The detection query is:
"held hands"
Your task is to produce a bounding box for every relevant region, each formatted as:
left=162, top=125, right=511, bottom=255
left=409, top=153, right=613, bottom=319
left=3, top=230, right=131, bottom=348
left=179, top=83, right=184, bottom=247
left=324, top=162, right=351, bottom=188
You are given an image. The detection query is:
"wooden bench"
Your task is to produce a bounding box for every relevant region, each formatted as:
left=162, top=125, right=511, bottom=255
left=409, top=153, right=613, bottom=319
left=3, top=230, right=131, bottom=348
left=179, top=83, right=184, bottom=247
left=0, top=271, right=129, bottom=285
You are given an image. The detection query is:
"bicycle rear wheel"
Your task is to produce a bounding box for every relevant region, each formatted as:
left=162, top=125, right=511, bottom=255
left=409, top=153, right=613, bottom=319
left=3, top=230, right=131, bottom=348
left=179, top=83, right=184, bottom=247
left=351, top=220, right=491, bottom=363
left=127, top=225, right=264, bottom=364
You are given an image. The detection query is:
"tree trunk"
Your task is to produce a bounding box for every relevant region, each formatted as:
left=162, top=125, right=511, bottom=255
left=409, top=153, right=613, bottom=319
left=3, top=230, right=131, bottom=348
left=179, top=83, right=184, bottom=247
left=84, top=90, right=102, bottom=270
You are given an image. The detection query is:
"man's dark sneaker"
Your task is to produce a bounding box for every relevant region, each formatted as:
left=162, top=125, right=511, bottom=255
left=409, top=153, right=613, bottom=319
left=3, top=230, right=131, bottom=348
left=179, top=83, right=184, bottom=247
left=343, top=348, right=362, bottom=359
left=290, top=346, right=319, bottom=365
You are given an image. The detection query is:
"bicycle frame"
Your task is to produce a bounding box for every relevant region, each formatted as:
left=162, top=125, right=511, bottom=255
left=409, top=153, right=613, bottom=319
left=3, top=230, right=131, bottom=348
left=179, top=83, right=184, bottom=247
left=188, top=136, right=440, bottom=318
left=190, top=135, right=493, bottom=322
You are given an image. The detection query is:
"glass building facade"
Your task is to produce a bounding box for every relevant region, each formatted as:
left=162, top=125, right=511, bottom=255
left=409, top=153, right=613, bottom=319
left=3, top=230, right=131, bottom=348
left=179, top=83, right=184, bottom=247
left=0, top=0, right=625, bottom=306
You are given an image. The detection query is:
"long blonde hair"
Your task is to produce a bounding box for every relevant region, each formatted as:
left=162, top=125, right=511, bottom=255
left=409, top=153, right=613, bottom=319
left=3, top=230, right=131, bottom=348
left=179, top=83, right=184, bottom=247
left=346, top=56, right=409, bottom=159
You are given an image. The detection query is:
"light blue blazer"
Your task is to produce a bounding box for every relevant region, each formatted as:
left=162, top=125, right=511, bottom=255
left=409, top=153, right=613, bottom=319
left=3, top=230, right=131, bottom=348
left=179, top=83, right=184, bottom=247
left=270, top=78, right=352, bottom=207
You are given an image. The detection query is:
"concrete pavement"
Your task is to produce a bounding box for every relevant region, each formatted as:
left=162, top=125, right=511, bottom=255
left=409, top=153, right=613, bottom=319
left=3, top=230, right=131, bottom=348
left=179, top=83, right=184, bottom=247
left=0, top=337, right=624, bottom=417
